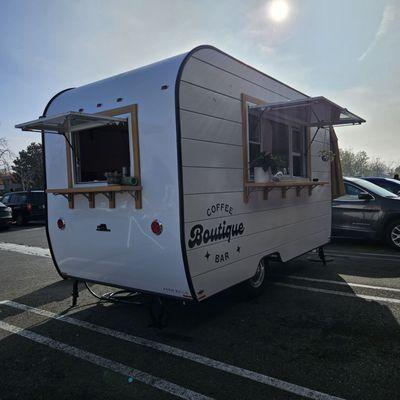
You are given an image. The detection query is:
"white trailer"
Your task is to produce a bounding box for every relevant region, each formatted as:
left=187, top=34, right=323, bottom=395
left=16, top=45, right=365, bottom=302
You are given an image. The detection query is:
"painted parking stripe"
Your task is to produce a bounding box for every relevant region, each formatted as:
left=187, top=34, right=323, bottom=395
left=0, top=300, right=345, bottom=400
left=325, top=251, right=400, bottom=261
left=276, top=275, right=400, bottom=293
left=273, top=282, right=400, bottom=304
left=0, top=320, right=212, bottom=400
left=0, top=242, right=50, bottom=258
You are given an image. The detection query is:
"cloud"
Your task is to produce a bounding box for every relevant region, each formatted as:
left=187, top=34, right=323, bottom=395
left=358, top=4, right=398, bottom=62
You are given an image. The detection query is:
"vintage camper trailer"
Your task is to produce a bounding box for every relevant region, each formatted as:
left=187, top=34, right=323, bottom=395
left=16, top=45, right=365, bottom=302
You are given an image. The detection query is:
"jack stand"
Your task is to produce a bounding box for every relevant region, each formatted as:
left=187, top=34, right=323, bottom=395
left=149, top=297, right=168, bottom=329
left=318, top=246, right=327, bottom=266
left=72, top=280, right=79, bottom=307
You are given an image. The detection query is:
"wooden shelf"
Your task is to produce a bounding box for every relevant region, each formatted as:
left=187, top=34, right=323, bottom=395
left=46, top=185, right=142, bottom=209
left=244, top=181, right=328, bottom=201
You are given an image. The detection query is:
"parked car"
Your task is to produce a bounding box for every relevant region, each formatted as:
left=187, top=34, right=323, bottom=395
left=332, top=177, right=400, bottom=250
left=362, top=177, right=400, bottom=196
left=1, top=191, right=46, bottom=226
left=0, top=201, right=12, bottom=229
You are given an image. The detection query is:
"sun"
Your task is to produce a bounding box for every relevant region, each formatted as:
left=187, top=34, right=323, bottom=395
left=268, top=0, right=290, bottom=23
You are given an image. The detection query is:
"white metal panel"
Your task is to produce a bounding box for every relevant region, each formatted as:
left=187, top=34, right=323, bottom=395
left=182, top=139, right=242, bottom=169
left=180, top=110, right=242, bottom=146
left=45, top=52, right=192, bottom=298
left=192, top=48, right=307, bottom=101
left=183, top=185, right=331, bottom=223
left=186, top=213, right=331, bottom=278
left=181, top=57, right=288, bottom=103
left=182, top=167, right=243, bottom=194
left=179, top=47, right=331, bottom=299
left=180, top=81, right=242, bottom=123
left=191, top=228, right=330, bottom=298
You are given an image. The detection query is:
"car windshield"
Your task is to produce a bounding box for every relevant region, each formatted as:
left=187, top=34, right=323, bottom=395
left=350, top=178, right=398, bottom=198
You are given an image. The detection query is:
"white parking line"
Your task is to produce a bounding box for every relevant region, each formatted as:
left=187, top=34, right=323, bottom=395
left=0, top=300, right=345, bottom=400
left=0, top=242, right=50, bottom=258
left=277, top=275, right=400, bottom=293
left=273, top=282, right=400, bottom=304
left=0, top=320, right=212, bottom=400
left=326, top=251, right=400, bottom=261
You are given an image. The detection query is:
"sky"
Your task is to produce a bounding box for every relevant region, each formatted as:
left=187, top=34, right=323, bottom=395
left=1, top=0, right=399, bottom=165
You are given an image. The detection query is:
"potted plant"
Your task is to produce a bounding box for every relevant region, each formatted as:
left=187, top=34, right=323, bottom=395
left=250, top=152, right=287, bottom=183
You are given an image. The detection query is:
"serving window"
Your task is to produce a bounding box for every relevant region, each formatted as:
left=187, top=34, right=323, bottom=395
left=72, top=121, right=130, bottom=183
left=13, top=105, right=142, bottom=209
left=245, top=95, right=310, bottom=182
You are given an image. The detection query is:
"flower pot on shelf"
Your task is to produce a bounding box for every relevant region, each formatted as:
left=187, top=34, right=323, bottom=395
left=254, top=167, right=271, bottom=183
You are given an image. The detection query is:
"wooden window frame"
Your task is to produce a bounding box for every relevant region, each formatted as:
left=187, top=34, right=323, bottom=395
left=56, top=104, right=142, bottom=209
left=241, top=93, right=323, bottom=202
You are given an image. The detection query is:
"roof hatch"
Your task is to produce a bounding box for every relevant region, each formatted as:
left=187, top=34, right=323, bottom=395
left=249, top=96, right=365, bottom=128
left=15, top=112, right=128, bottom=134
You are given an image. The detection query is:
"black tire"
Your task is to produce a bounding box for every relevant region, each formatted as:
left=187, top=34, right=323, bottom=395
left=385, top=219, right=400, bottom=251
left=15, top=213, right=27, bottom=227
left=242, top=257, right=269, bottom=298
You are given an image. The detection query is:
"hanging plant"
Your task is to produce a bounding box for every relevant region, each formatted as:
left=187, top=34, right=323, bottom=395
left=319, top=150, right=335, bottom=162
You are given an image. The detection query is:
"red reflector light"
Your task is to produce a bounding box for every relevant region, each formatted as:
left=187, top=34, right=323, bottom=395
left=27, top=203, right=32, bottom=212
left=151, top=219, right=163, bottom=235
left=57, top=218, right=65, bottom=230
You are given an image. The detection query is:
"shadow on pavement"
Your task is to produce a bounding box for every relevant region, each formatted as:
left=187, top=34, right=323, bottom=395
left=1, top=256, right=400, bottom=399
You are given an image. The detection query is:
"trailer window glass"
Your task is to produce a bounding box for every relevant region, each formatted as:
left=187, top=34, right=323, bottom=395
left=72, top=122, right=130, bottom=183
left=248, top=107, right=307, bottom=179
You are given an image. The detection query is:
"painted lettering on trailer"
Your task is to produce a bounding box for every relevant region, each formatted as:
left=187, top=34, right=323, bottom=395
left=188, top=220, right=245, bottom=249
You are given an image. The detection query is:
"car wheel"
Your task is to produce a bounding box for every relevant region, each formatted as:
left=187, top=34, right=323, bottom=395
left=242, top=257, right=269, bottom=298
left=16, top=213, right=27, bottom=226
left=385, top=220, right=400, bottom=250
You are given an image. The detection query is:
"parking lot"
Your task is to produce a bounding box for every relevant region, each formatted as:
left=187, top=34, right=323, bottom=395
left=0, top=226, right=399, bottom=400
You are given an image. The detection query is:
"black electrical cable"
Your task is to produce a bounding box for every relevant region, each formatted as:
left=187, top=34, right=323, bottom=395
left=84, top=281, right=145, bottom=305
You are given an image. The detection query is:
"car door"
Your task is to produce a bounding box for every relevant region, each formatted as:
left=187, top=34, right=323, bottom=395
left=332, top=183, right=381, bottom=237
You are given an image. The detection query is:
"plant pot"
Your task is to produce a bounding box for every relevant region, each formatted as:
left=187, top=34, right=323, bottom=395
left=254, top=167, right=271, bottom=183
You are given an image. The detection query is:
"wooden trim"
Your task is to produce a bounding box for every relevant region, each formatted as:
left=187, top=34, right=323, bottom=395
left=65, top=133, right=73, bottom=189
left=241, top=93, right=315, bottom=202
left=306, top=128, right=311, bottom=178
left=241, top=94, right=268, bottom=203
left=46, top=185, right=142, bottom=210
left=46, top=185, right=142, bottom=194
left=62, top=104, right=142, bottom=209
left=245, top=181, right=328, bottom=188
left=245, top=181, right=327, bottom=201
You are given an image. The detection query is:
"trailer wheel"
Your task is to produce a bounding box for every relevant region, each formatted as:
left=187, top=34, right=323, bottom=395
left=243, top=258, right=268, bottom=298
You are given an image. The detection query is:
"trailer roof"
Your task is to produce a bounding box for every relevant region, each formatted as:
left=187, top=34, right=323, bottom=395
left=15, top=112, right=127, bottom=134
left=250, top=96, right=365, bottom=128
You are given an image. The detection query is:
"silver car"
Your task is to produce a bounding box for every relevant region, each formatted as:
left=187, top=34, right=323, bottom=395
left=332, top=177, right=400, bottom=250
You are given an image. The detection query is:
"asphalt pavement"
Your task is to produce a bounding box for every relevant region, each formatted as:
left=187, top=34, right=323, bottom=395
left=0, top=226, right=399, bottom=400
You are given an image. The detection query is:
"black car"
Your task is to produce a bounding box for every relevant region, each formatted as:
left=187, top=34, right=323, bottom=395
left=1, top=191, right=46, bottom=226
left=362, top=177, right=400, bottom=196
left=0, top=201, right=12, bottom=229
left=332, top=177, right=400, bottom=250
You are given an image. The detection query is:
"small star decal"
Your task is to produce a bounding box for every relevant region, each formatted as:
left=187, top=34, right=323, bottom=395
left=205, top=251, right=210, bottom=260
left=237, top=246, right=241, bottom=253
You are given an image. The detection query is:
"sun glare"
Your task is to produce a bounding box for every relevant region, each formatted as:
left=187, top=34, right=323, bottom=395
left=268, top=0, right=290, bottom=23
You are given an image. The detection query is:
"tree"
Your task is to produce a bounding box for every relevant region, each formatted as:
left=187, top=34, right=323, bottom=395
left=339, top=149, right=369, bottom=176
left=339, top=148, right=400, bottom=177
left=12, top=142, right=44, bottom=190
left=0, top=137, right=13, bottom=172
